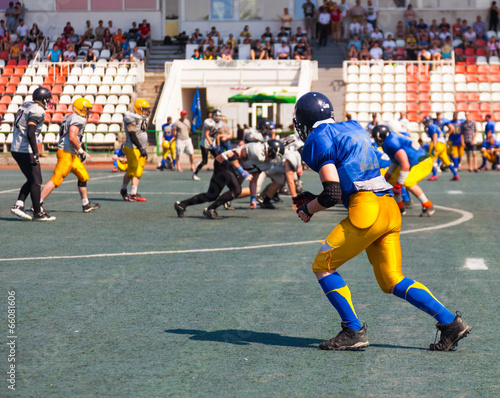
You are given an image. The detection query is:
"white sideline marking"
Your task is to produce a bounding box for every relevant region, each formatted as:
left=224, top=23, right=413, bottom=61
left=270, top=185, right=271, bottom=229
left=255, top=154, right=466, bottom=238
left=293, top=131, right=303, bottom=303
left=0, top=205, right=474, bottom=263
left=45, top=191, right=194, bottom=195
left=447, top=190, right=463, bottom=194
left=0, top=174, right=122, bottom=195
left=464, top=258, right=488, bottom=270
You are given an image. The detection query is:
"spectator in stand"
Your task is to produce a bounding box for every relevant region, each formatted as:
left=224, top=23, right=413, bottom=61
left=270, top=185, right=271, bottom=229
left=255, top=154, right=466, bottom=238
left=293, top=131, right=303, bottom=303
left=0, top=20, right=6, bottom=37
left=330, top=2, right=343, bottom=43
left=416, top=18, right=429, bottom=31
left=488, top=1, right=500, bottom=32
left=16, top=19, right=28, bottom=41
left=277, top=26, right=289, bottom=43
left=103, top=28, right=113, bottom=50
left=463, top=27, right=477, bottom=48
left=95, top=20, right=105, bottom=41
left=262, top=26, right=275, bottom=44
left=406, top=20, right=417, bottom=35
left=441, top=37, right=453, bottom=59
left=406, top=32, right=418, bottom=60
left=262, top=40, right=274, bottom=59
left=439, top=26, right=452, bottom=42
left=302, top=0, right=317, bottom=41
left=366, top=113, right=379, bottom=134
left=63, top=21, right=73, bottom=36
left=395, top=21, right=405, bottom=39
left=361, top=19, right=374, bottom=34
left=191, top=47, right=203, bottom=60
left=242, top=32, right=253, bottom=45
left=127, top=22, right=139, bottom=42
left=82, top=20, right=93, bottom=41
left=138, top=20, right=150, bottom=46
left=280, top=8, right=293, bottom=35
left=13, top=1, right=23, bottom=23
left=5, top=2, right=16, bottom=34
left=487, top=36, right=498, bottom=57
left=276, top=40, right=290, bottom=59
left=383, top=43, right=395, bottom=60
left=359, top=44, right=370, bottom=60
left=207, top=26, right=221, bottom=44
left=27, top=23, right=43, bottom=48
left=399, top=111, right=410, bottom=133
left=461, top=19, right=469, bottom=34
left=484, top=114, right=496, bottom=140
left=84, top=47, right=97, bottom=64
left=429, top=42, right=442, bottom=60
left=452, top=18, right=462, bottom=38
left=417, top=48, right=431, bottom=61
left=292, top=26, right=306, bottom=43
left=239, top=25, right=251, bottom=41
left=439, top=17, right=450, bottom=31
left=114, top=28, right=126, bottom=43
left=418, top=32, right=430, bottom=50
left=347, top=44, right=358, bottom=60
left=63, top=42, right=77, bottom=62
left=473, top=16, right=487, bottom=40
left=348, top=34, right=362, bottom=51
left=110, top=40, right=122, bottom=62
left=369, top=41, right=383, bottom=60
left=250, top=39, right=267, bottom=60
left=350, top=0, right=365, bottom=24
left=9, top=38, right=20, bottom=60
left=349, top=19, right=361, bottom=37
left=382, top=33, right=396, bottom=51
left=360, top=27, right=371, bottom=44
left=219, top=43, right=233, bottom=60
left=107, top=20, right=116, bottom=35
left=2, top=32, right=12, bottom=53
left=47, top=43, right=62, bottom=62
left=294, top=38, right=312, bottom=60
left=111, top=37, right=131, bottom=61
left=365, top=0, right=378, bottom=28
left=430, top=19, right=439, bottom=31
left=339, top=0, right=350, bottom=39
left=370, top=26, right=383, bottom=44
left=188, top=32, right=201, bottom=44
left=403, top=4, right=416, bottom=26
left=226, top=33, right=236, bottom=48
left=204, top=38, right=218, bottom=59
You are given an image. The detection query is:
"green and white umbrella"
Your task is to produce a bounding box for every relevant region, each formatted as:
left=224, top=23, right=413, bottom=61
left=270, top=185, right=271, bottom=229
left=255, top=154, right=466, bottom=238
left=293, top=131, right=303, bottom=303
left=228, top=87, right=298, bottom=104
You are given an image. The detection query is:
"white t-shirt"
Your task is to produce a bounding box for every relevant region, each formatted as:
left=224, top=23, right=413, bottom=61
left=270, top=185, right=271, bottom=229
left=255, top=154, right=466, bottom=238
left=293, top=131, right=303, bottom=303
left=370, top=31, right=383, bottom=41
left=464, top=31, right=476, bottom=42
left=429, top=47, right=441, bottom=55
left=318, top=12, right=331, bottom=25
left=382, top=39, right=396, bottom=50
left=366, top=6, right=378, bottom=21
left=370, top=46, right=383, bottom=59
left=277, top=44, right=290, bottom=58
left=439, top=32, right=452, bottom=41
left=361, top=23, right=374, bottom=33
left=349, top=22, right=361, bottom=35
left=16, top=24, right=29, bottom=37
left=63, top=50, right=76, bottom=60
left=339, top=2, right=350, bottom=18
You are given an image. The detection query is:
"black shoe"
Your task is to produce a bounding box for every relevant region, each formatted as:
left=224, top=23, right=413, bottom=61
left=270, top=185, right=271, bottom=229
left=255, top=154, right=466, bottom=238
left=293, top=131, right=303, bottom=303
left=83, top=201, right=101, bottom=213
left=11, top=204, right=32, bottom=221
left=223, top=201, right=234, bottom=210
left=174, top=201, right=186, bottom=218
left=33, top=211, right=56, bottom=221
left=400, top=206, right=406, bottom=216
left=120, top=189, right=130, bottom=201
left=319, top=323, right=369, bottom=351
left=420, top=206, right=435, bottom=217
left=203, top=208, right=222, bottom=220
left=259, top=197, right=276, bottom=209
left=272, top=193, right=283, bottom=203
left=429, top=312, right=471, bottom=351
left=157, top=165, right=165, bottom=171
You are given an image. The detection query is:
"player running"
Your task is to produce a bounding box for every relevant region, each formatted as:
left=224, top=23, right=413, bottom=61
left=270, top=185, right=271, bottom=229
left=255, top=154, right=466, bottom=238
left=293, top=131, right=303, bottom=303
left=292, top=92, right=471, bottom=351
left=40, top=98, right=100, bottom=214
left=120, top=99, right=149, bottom=202
left=448, top=112, right=465, bottom=170
left=372, top=124, right=435, bottom=217
left=192, top=110, right=223, bottom=181
left=422, top=115, right=459, bottom=181
left=10, top=87, right=55, bottom=221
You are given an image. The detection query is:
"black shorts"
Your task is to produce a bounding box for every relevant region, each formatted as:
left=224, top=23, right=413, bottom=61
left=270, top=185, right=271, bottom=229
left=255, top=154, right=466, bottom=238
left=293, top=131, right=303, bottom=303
left=464, top=142, right=476, bottom=153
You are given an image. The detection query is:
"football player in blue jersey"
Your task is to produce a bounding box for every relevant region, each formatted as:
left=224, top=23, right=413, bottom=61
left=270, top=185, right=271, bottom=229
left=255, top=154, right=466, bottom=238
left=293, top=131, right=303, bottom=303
left=447, top=112, right=465, bottom=170
left=157, top=116, right=176, bottom=171
left=422, top=115, right=460, bottom=181
left=479, top=133, right=500, bottom=170
left=372, top=124, right=435, bottom=216
left=484, top=114, right=496, bottom=141
left=292, top=92, right=471, bottom=351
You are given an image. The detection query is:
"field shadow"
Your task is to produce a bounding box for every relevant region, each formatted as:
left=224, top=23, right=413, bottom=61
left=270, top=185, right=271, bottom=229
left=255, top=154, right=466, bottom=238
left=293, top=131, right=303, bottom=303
left=165, top=328, right=322, bottom=348
left=369, top=343, right=428, bottom=351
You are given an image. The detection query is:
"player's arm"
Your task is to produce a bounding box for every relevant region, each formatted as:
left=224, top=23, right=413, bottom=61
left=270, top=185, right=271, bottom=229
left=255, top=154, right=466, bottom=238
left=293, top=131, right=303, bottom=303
left=226, top=147, right=253, bottom=181
left=69, top=124, right=90, bottom=162
left=392, top=149, right=410, bottom=194
left=446, top=123, right=455, bottom=134
left=26, top=120, right=40, bottom=164
left=204, top=127, right=213, bottom=147
left=297, top=163, right=341, bottom=223
left=127, top=122, right=147, bottom=157
left=284, top=160, right=299, bottom=205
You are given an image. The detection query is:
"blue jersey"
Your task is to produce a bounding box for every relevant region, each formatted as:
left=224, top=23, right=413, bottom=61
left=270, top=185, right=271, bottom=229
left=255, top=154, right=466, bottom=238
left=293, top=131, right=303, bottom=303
left=433, top=118, right=451, bottom=131
left=302, top=120, right=393, bottom=208
left=482, top=140, right=500, bottom=149
left=114, top=148, right=125, bottom=157
left=162, top=123, right=174, bottom=141
left=485, top=121, right=496, bottom=137
left=448, top=119, right=464, bottom=146
left=426, top=124, right=446, bottom=143
left=383, top=132, right=428, bottom=168
left=371, top=140, right=391, bottom=168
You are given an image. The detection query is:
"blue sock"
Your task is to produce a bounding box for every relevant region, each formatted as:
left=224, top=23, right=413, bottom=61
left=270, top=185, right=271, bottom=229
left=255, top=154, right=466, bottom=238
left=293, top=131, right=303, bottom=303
left=393, top=277, right=455, bottom=324
left=319, top=273, right=362, bottom=330
left=113, top=160, right=118, bottom=168
left=161, top=158, right=167, bottom=168
left=173, top=159, right=177, bottom=167
left=480, top=157, right=487, bottom=169
left=452, top=157, right=459, bottom=169
left=448, top=164, right=458, bottom=177
left=432, top=166, right=437, bottom=177
left=402, top=187, right=411, bottom=202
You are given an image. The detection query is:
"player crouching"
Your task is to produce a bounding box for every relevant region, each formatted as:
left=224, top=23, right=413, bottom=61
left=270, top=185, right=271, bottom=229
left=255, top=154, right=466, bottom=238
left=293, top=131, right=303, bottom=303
left=40, top=98, right=100, bottom=214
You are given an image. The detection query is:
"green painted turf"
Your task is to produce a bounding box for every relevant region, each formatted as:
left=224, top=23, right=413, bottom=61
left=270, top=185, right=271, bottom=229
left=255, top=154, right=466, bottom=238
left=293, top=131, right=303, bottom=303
left=0, top=168, right=499, bottom=397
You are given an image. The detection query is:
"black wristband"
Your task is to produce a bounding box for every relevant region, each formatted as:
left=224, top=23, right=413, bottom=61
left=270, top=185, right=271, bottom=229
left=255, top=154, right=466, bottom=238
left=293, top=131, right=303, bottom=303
left=297, top=202, right=312, bottom=217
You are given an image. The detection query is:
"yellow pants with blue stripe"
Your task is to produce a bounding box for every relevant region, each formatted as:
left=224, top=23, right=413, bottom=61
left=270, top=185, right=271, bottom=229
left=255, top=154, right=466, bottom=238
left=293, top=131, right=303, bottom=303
left=387, top=157, right=433, bottom=188
left=428, top=141, right=451, bottom=167
left=312, top=192, right=404, bottom=293
left=124, top=145, right=146, bottom=179
left=162, top=140, right=176, bottom=161
left=50, top=149, right=89, bottom=187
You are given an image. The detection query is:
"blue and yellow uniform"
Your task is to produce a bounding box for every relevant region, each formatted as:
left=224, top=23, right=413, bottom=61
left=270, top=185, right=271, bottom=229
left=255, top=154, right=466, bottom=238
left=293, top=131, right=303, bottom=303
left=480, top=137, right=500, bottom=168
left=484, top=119, right=496, bottom=139
left=426, top=123, right=458, bottom=178
left=448, top=119, right=464, bottom=169
left=160, top=122, right=176, bottom=169
left=113, top=146, right=127, bottom=172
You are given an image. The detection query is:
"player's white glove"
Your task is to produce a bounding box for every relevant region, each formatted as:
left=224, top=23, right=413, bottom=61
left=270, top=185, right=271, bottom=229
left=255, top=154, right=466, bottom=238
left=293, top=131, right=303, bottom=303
left=77, top=148, right=88, bottom=162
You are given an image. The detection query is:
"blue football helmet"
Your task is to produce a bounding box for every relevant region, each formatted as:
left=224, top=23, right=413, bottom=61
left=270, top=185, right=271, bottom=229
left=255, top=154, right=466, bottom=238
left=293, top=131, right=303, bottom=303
left=265, top=139, right=285, bottom=160
left=293, top=92, right=334, bottom=142
left=372, top=124, right=390, bottom=147
left=257, top=118, right=275, bottom=132
left=422, top=116, right=433, bottom=125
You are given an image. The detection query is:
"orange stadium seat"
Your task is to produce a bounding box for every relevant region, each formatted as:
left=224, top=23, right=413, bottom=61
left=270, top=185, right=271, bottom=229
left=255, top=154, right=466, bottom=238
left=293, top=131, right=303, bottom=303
left=492, top=103, right=500, bottom=112
left=5, top=85, right=16, bottom=94
left=457, top=103, right=469, bottom=112
left=407, top=112, right=419, bottom=122
left=466, top=65, right=478, bottom=74
left=13, top=68, right=24, bottom=77
left=2, top=68, right=13, bottom=77
left=51, top=95, right=59, bottom=105
left=0, top=104, right=6, bottom=114
left=418, top=75, right=430, bottom=83
left=51, top=113, right=64, bottom=123
left=455, top=64, right=466, bottom=74
left=476, top=39, right=486, bottom=47
left=407, top=83, right=418, bottom=92
left=469, top=103, right=480, bottom=112
left=407, top=65, right=418, bottom=74
left=0, top=77, right=8, bottom=85
left=17, top=59, right=28, bottom=68
left=466, top=56, right=476, bottom=65
left=478, top=65, right=489, bottom=74
left=480, top=103, right=492, bottom=112
left=407, top=75, right=418, bottom=84
left=0, top=86, right=4, bottom=95
left=476, top=48, right=487, bottom=56
left=44, top=113, right=51, bottom=123
left=470, top=112, right=482, bottom=121
left=51, top=85, right=63, bottom=95
left=490, top=65, right=500, bottom=73
left=490, top=74, right=500, bottom=82
left=55, top=104, right=67, bottom=114
left=44, top=76, right=55, bottom=85
left=0, top=95, right=10, bottom=104
left=0, top=51, right=9, bottom=59
left=55, top=76, right=66, bottom=85
left=406, top=93, right=418, bottom=102
left=6, top=60, right=16, bottom=67
left=467, top=93, right=479, bottom=102
left=48, top=66, right=60, bottom=76
left=88, top=113, right=100, bottom=123
left=66, top=105, right=73, bottom=114
left=419, top=83, right=430, bottom=92
left=91, top=104, right=103, bottom=114
left=464, top=48, right=475, bottom=56
left=478, top=74, right=490, bottom=82
left=420, top=103, right=431, bottom=113
left=418, top=92, right=430, bottom=102
left=466, top=75, right=478, bottom=83
left=60, top=64, right=70, bottom=76
left=407, top=103, right=419, bottom=112
left=455, top=93, right=467, bottom=102
left=9, top=76, right=20, bottom=85
left=419, top=64, right=430, bottom=74
left=454, top=48, right=464, bottom=57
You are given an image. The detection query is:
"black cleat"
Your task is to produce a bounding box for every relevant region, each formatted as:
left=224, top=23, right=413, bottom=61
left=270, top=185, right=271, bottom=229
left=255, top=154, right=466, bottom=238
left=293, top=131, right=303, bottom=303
left=420, top=206, right=435, bottom=217
left=83, top=201, right=101, bottom=213
left=203, top=208, right=222, bottom=220
left=320, top=323, right=369, bottom=351
left=174, top=201, right=186, bottom=218
left=259, top=197, right=276, bottom=209
left=223, top=201, right=234, bottom=210
left=429, top=312, right=471, bottom=351
left=11, top=204, right=32, bottom=221
left=33, top=211, right=56, bottom=221
left=120, top=189, right=131, bottom=201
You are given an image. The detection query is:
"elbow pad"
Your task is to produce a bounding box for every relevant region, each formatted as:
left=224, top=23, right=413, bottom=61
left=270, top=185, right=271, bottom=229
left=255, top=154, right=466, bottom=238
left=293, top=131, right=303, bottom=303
left=317, top=181, right=342, bottom=208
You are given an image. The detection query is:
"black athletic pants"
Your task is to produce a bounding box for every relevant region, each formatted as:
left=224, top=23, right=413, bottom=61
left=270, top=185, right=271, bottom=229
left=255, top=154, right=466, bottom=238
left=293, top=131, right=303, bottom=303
left=11, top=151, right=42, bottom=214
left=180, top=159, right=241, bottom=210
left=195, top=146, right=219, bottom=175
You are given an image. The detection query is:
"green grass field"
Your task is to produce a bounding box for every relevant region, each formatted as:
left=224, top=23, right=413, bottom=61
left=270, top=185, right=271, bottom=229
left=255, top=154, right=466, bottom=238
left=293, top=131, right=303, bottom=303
left=0, top=167, right=498, bottom=397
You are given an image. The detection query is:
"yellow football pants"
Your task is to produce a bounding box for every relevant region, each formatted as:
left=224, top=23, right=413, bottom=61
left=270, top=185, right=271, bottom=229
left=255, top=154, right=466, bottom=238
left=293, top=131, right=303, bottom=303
left=428, top=141, right=451, bottom=167
left=387, top=157, right=433, bottom=188
left=483, top=151, right=498, bottom=164
left=451, top=145, right=464, bottom=159
left=124, top=145, right=146, bottom=179
left=162, top=140, right=176, bottom=161
left=50, top=149, right=89, bottom=187
left=312, top=192, right=404, bottom=293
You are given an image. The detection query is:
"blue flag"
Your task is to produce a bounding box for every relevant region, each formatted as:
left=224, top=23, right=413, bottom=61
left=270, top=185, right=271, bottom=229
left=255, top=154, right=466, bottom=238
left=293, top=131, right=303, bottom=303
left=191, top=88, right=202, bottom=132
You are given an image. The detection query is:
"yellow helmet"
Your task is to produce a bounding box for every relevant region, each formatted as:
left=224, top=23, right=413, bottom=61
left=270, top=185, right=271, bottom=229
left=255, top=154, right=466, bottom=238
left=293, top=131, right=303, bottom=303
left=134, top=99, right=150, bottom=116
left=73, top=98, right=92, bottom=118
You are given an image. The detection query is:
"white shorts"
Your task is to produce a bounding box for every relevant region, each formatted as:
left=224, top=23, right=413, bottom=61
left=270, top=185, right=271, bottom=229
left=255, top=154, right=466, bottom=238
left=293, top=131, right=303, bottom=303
left=176, top=139, right=194, bottom=156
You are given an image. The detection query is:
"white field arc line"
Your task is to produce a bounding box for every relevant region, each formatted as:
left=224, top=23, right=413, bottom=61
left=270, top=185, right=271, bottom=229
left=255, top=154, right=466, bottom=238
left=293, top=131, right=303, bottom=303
left=0, top=205, right=473, bottom=263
